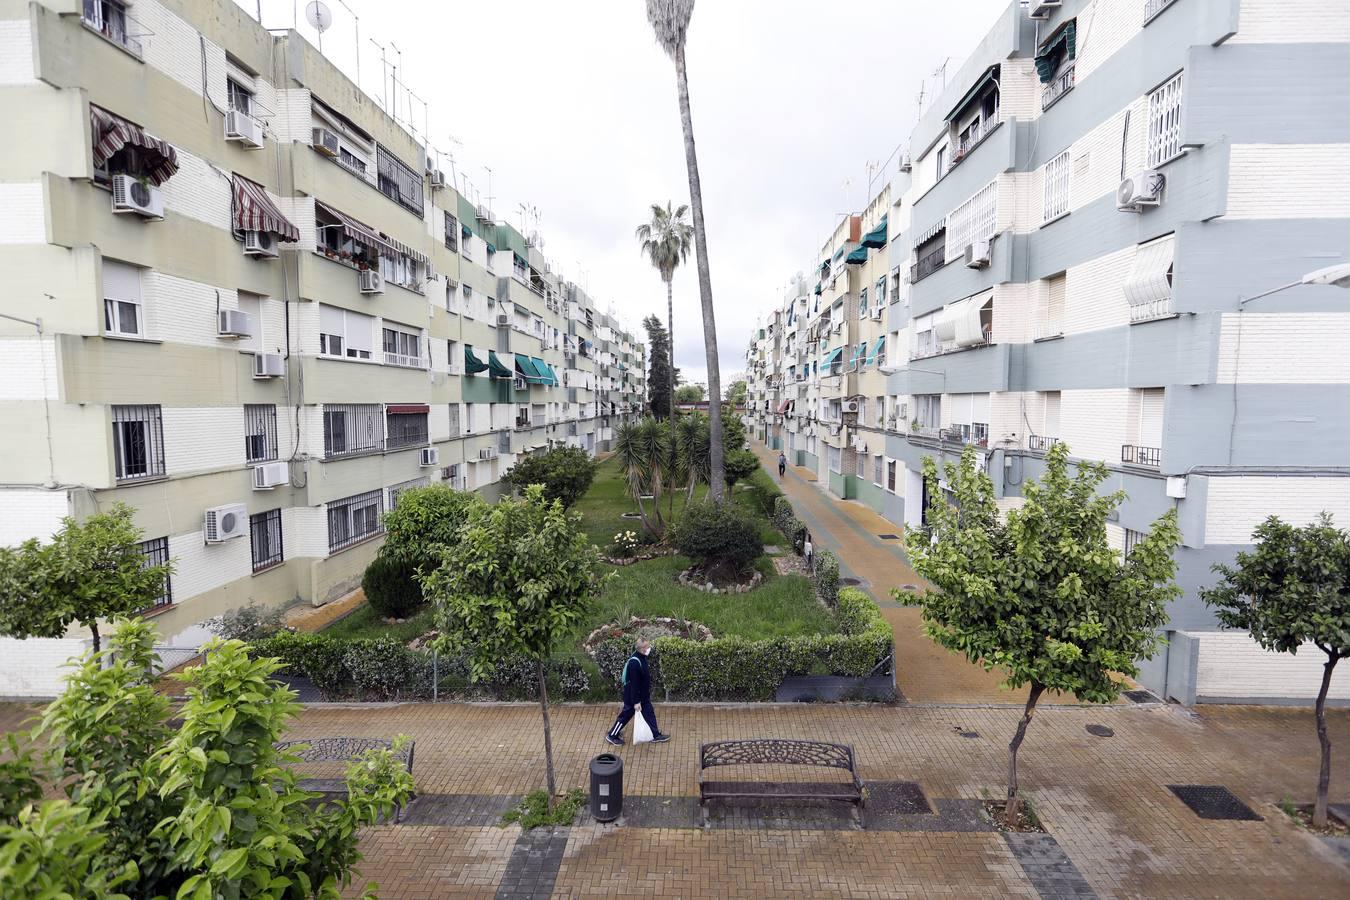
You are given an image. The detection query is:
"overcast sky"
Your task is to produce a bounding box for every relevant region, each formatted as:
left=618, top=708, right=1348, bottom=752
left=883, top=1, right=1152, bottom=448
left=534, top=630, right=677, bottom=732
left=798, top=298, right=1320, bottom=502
left=244, top=0, right=1010, bottom=388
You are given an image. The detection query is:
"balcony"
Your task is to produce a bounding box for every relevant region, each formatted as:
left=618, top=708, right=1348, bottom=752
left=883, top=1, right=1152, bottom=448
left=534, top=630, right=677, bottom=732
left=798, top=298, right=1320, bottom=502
left=1129, top=297, right=1173, bottom=324
left=1121, top=444, right=1161, bottom=467
left=941, top=423, right=989, bottom=448
left=910, top=243, right=947, bottom=284
left=1028, top=434, right=1058, bottom=452
left=1042, top=62, right=1076, bottom=110
left=1033, top=320, right=1064, bottom=341
left=82, top=0, right=145, bottom=57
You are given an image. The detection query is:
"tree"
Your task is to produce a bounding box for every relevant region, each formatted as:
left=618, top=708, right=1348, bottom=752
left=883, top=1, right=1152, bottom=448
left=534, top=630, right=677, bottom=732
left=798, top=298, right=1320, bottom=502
left=901, top=443, right=1181, bottom=824
left=423, top=486, right=601, bottom=810
left=502, top=446, right=600, bottom=509
left=675, top=384, right=705, bottom=404
left=635, top=202, right=693, bottom=427
left=380, top=484, right=479, bottom=576
left=723, top=449, right=759, bottom=488
left=725, top=379, right=747, bottom=408
left=0, top=504, right=171, bottom=652
left=643, top=314, right=674, bottom=420
left=1201, top=513, right=1350, bottom=828
left=0, top=618, right=414, bottom=898
left=645, top=0, right=725, bottom=502
left=614, top=418, right=674, bottom=537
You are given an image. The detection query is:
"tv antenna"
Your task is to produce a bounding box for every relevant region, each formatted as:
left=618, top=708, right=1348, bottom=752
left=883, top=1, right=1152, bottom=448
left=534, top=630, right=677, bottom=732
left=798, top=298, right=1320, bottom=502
left=304, top=1, right=332, bottom=54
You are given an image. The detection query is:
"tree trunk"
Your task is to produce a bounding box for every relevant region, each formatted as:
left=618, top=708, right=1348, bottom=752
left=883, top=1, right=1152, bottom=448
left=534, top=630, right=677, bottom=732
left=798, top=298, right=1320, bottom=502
left=667, top=277, right=676, bottom=425
left=88, top=620, right=101, bottom=654
left=1006, top=681, right=1045, bottom=825
left=538, top=660, right=557, bottom=812
left=674, top=45, right=724, bottom=503
left=1313, top=653, right=1338, bottom=829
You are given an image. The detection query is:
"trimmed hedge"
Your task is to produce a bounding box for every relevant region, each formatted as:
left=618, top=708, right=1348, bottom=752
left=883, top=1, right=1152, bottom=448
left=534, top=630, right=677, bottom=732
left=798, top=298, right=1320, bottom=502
left=669, top=501, right=763, bottom=576
left=362, top=555, right=424, bottom=619
left=814, top=550, right=841, bottom=609
left=645, top=588, right=891, bottom=701
left=773, top=496, right=807, bottom=553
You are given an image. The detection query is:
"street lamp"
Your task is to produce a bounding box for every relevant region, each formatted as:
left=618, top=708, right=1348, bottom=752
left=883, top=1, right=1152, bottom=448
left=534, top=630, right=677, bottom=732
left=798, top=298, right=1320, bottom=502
left=1240, top=262, right=1350, bottom=305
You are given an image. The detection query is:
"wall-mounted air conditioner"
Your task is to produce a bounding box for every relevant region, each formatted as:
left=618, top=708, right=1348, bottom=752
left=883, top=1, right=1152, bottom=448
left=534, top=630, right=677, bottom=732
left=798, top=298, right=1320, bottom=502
left=252, top=461, right=288, bottom=490
left=311, top=127, right=340, bottom=157
left=429, top=169, right=447, bottom=188
left=358, top=269, right=384, bottom=294
left=965, top=239, right=991, bottom=269
left=476, top=204, right=491, bottom=221
left=478, top=447, right=498, bottom=460
left=1117, top=170, right=1165, bottom=212
left=419, top=447, right=440, bottom=467
left=225, top=110, right=263, bottom=148
left=217, top=309, right=254, bottom=338
left=111, top=174, right=163, bottom=218
left=243, top=230, right=279, bottom=258
left=204, top=503, right=248, bottom=542
left=870, top=307, right=884, bottom=321
left=253, top=352, right=284, bottom=378
left=496, top=314, right=510, bottom=327
left=842, top=400, right=860, bottom=414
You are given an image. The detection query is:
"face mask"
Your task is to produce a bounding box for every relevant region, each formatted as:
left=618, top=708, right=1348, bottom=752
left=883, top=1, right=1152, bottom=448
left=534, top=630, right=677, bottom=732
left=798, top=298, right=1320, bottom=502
left=640, top=646, right=651, bottom=656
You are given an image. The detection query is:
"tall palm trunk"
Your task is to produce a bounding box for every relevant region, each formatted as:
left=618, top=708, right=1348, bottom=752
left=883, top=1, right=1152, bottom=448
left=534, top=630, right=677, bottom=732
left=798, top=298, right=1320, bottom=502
left=673, top=44, right=724, bottom=502
left=667, top=276, right=677, bottom=520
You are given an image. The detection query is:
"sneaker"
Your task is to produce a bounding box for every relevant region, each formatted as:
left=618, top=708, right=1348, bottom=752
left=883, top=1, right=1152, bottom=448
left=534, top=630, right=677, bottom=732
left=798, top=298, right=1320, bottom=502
left=604, top=734, right=623, bottom=746
left=653, top=733, right=671, bottom=743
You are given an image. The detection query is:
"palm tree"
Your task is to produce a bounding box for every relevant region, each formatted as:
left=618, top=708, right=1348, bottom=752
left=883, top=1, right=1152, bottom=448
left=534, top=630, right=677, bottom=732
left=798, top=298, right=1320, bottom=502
left=635, top=202, right=692, bottom=426
left=614, top=419, right=673, bottom=538
left=645, top=0, right=725, bottom=502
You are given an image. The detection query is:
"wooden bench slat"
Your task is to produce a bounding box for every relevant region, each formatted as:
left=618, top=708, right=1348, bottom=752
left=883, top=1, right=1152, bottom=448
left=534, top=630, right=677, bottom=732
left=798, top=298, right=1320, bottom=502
left=701, top=780, right=862, bottom=801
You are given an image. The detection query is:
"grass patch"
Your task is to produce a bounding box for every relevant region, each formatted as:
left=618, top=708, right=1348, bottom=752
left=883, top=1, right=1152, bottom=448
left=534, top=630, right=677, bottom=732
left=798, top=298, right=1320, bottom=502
left=502, top=788, right=586, bottom=829
left=320, top=604, right=435, bottom=643
left=573, top=458, right=709, bottom=548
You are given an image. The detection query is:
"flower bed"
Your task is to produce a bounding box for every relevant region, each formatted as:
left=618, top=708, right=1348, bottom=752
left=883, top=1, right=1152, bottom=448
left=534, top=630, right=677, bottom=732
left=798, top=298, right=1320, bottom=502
left=584, top=616, right=713, bottom=688
left=677, top=566, right=764, bottom=594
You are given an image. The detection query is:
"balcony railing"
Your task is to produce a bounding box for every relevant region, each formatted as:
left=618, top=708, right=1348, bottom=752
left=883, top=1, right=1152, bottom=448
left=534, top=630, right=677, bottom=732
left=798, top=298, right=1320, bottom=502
left=1121, top=444, right=1161, bottom=467
left=940, top=423, right=989, bottom=448
left=82, top=0, right=145, bottom=57
left=1028, top=434, right=1058, bottom=452
left=1033, top=320, right=1065, bottom=341
left=911, top=244, right=947, bottom=284
left=1144, top=0, right=1176, bottom=19
left=383, top=352, right=425, bottom=369
left=1129, top=297, right=1174, bottom=324
left=1042, top=61, right=1076, bottom=110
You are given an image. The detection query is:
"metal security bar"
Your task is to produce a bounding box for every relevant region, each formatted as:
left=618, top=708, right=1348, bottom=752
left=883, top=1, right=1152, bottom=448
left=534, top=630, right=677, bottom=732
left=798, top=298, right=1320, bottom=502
left=945, top=180, right=998, bottom=264
left=1043, top=150, right=1072, bottom=222
left=249, top=508, right=283, bottom=573
left=324, top=404, right=383, bottom=458
left=1028, top=434, right=1059, bottom=451
left=1147, top=72, right=1184, bottom=167
left=244, top=404, right=278, bottom=462
left=112, top=404, right=165, bottom=482
left=1042, top=60, right=1076, bottom=110
left=138, top=536, right=172, bottom=608
left=386, top=411, right=429, bottom=449
left=1121, top=444, right=1162, bottom=467
left=327, top=489, right=383, bottom=553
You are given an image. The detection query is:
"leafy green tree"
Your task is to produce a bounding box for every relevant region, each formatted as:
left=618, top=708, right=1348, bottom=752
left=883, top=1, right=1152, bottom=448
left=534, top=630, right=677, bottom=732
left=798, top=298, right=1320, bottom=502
left=0, top=801, right=137, bottom=899
left=1201, top=513, right=1350, bottom=828
left=724, top=380, right=747, bottom=408
left=380, top=484, right=479, bottom=575
left=675, top=384, right=705, bottom=404
left=635, top=203, right=693, bottom=425
left=901, top=443, right=1181, bottom=824
left=723, top=449, right=759, bottom=488
left=0, top=504, right=171, bottom=651
left=423, top=486, right=601, bottom=810
left=502, top=446, right=600, bottom=509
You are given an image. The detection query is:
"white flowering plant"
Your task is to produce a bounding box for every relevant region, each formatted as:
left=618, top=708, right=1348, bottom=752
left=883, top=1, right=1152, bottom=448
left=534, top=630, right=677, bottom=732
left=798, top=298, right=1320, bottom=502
left=612, top=530, right=640, bottom=556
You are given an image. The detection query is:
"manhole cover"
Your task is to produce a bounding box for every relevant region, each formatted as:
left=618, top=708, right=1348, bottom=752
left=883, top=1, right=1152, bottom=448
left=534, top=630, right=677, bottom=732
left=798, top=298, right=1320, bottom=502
left=1124, top=689, right=1159, bottom=703
left=1167, top=785, right=1263, bottom=821
left=877, top=533, right=900, bottom=540
left=1085, top=724, right=1114, bottom=738
left=959, top=730, right=980, bottom=739
left=839, top=577, right=863, bottom=586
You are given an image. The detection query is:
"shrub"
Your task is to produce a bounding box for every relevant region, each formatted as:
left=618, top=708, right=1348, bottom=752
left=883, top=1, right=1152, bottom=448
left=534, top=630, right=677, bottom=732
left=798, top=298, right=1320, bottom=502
left=249, top=631, right=349, bottom=697
left=381, top=485, right=482, bottom=574
left=814, top=550, right=841, bottom=608
left=723, top=449, right=760, bottom=488
left=362, top=555, right=424, bottom=619
left=501, top=446, right=599, bottom=508
left=341, top=637, right=423, bottom=700
left=772, top=496, right=806, bottom=551
left=670, top=501, right=763, bottom=578
left=740, top=467, right=783, bottom=519
left=502, top=789, right=586, bottom=829
left=205, top=600, right=288, bottom=642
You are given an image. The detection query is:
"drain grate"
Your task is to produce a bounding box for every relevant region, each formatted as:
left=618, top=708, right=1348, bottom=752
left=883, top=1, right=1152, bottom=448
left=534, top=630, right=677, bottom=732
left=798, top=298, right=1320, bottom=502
left=1124, top=689, right=1159, bottom=703
left=877, top=533, right=900, bottom=540
left=1168, top=785, right=1263, bottom=821
left=1085, top=724, right=1114, bottom=738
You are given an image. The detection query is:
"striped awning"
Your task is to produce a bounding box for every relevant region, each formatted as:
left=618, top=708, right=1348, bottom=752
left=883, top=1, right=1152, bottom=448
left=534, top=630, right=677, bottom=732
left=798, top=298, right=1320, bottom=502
left=379, top=232, right=428, bottom=266
left=231, top=175, right=299, bottom=241
left=912, top=219, right=946, bottom=248
left=316, top=200, right=385, bottom=253
left=515, top=354, right=548, bottom=383
left=90, top=105, right=179, bottom=186
left=1124, top=236, right=1175, bottom=308
left=386, top=404, right=429, bottom=415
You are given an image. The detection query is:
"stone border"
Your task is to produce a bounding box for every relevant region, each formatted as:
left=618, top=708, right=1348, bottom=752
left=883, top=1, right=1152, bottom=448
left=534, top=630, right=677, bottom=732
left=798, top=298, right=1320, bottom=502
left=677, top=566, right=764, bottom=594
left=601, top=546, right=675, bottom=566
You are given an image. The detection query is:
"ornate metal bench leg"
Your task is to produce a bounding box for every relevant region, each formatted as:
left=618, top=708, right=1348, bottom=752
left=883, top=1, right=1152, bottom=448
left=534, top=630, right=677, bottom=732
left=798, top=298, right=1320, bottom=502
left=700, top=797, right=708, bottom=830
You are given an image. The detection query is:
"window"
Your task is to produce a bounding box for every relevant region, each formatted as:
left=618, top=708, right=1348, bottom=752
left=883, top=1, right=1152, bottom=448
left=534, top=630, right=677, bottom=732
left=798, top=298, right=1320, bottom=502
left=318, top=304, right=374, bottom=360
left=915, top=394, right=941, bottom=431
left=448, top=403, right=462, bottom=438
left=444, top=212, right=459, bottom=252
left=249, top=509, right=283, bottom=573
left=828, top=446, right=842, bottom=473
left=858, top=287, right=868, bottom=316
left=912, top=229, right=946, bottom=283
left=102, top=260, right=143, bottom=338
left=382, top=323, right=424, bottom=368
left=855, top=451, right=866, bottom=478
left=376, top=146, right=424, bottom=215
left=386, top=406, right=429, bottom=449
left=82, top=0, right=140, bottom=56
left=1043, top=150, right=1072, bottom=223
left=935, top=146, right=947, bottom=178
left=874, top=455, right=884, bottom=486
left=1148, top=72, right=1184, bottom=167
left=112, top=404, right=164, bottom=482
left=327, top=489, right=383, bottom=552
left=1124, top=528, right=1146, bottom=556
left=244, top=404, right=278, bottom=462
left=138, top=536, right=171, bottom=608
left=945, top=180, right=997, bottom=263
left=886, top=461, right=896, bottom=492
left=323, top=403, right=383, bottom=458
left=1035, top=273, right=1067, bottom=339
left=338, top=147, right=366, bottom=175
left=388, top=476, right=429, bottom=510
left=1124, top=234, right=1176, bottom=323
left=227, top=79, right=253, bottom=117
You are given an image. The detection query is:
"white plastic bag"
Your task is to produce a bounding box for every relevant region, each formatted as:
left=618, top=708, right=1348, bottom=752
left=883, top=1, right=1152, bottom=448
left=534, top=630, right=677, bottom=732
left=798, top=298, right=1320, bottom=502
left=633, top=708, right=655, bottom=744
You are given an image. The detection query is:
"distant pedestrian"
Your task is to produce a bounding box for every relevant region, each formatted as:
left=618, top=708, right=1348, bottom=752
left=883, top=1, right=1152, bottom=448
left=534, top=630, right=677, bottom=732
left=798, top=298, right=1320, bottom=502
left=777, top=452, right=787, bottom=479
left=803, top=531, right=814, bottom=572
left=605, top=639, right=668, bottom=745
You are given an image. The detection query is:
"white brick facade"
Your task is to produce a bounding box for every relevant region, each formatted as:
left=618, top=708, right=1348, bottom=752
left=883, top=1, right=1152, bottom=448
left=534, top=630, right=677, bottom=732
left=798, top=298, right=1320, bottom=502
left=1226, top=144, right=1350, bottom=219
left=1205, top=476, right=1350, bottom=544
left=159, top=148, right=234, bottom=231
left=0, top=19, right=34, bottom=85
left=0, top=488, right=70, bottom=545
left=163, top=407, right=246, bottom=475
left=137, top=0, right=228, bottom=110
left=0, top=336, right=59, bottom=400
left=0, top=182, right=45, bottom=244
left=1074, top=0, right=1143, bottom=84
left=0, top=637, right=88, bottom=698
left=143, top=271, right=239, bottom=347
left=1058, top=389, right=1131, bottom=463
left=1217, top=313, right=1350, bottom=384
left=1230, top=0, right=1350, bottom=44
left=169, top=527, right=251, bottom=602
left=1065, top=245, right=1133, bottom=335
left=1193, top=632, right=1350, bottom=700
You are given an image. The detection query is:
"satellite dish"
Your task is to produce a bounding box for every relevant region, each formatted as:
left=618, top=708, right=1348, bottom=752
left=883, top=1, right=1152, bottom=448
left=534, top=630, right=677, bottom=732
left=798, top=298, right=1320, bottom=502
left=305, top=1, right=333, bottom=33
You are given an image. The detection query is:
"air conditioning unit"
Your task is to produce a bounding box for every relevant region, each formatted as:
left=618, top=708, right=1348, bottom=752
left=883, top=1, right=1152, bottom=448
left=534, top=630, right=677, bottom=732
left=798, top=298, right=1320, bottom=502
left=217, top=308, right=254, bottom=338
left=419, top=447, right=440, bottom=467
left=311, top=127, right=340, bottom=157
left=1117, top=170, right=1165, bottom=211
left=870, top=307, right=884, bottom=321
left=242, top=230, right=279, bottom=258
left=203, top=503, right=248, bottom=542
left=965, top=239, right=992, bottom=269
left=1028, top=1, right=1061, bottom=19
left=252, top=461, right=288, bottom=490
left=225, top=109, right=263, bottom=148
left=358, top=269, right=384, bottom=294
left=111, top=174, right=164, bottom=218
left=252, top=351, right=284, bottom=378
left=475, top=204, right=491, bottom=221
left=496, top=314, right=510, bottom=327
left=429, top=169, right=447, bottom=188
left=478, top=447, right=497, bottom=460
left=842, top=400, right=860, bottom=414
left=513, top=376, right=528, bottom=391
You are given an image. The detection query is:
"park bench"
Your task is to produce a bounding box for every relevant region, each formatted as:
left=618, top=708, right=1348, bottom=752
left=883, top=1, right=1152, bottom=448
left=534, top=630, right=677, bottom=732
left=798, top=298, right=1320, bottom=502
left=273, top=737, right=416, bottom=821
left=698, top=738, right=865, bottom=826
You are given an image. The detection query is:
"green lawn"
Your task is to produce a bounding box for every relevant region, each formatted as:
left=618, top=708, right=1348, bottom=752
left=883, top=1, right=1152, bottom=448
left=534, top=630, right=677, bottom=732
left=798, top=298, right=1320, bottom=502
left=320, top=604, right=436, bottom=642
left=573, top=458, right=712, bottom=548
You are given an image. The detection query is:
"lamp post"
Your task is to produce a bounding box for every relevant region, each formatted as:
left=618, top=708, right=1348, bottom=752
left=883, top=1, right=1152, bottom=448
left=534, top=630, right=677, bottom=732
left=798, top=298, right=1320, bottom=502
left=1240, top=262, right=1350, bottom=305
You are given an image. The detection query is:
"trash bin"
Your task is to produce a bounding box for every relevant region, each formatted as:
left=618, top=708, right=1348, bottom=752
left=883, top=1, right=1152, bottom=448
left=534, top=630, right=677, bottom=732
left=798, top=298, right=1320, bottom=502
left=589, top=753, right=623, bottom=822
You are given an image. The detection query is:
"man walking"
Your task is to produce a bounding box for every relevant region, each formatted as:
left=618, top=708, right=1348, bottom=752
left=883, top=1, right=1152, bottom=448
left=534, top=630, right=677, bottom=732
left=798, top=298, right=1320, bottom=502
left=605, top=639, right=669, bottom=745
left=777, top=451, right=787, bottom=479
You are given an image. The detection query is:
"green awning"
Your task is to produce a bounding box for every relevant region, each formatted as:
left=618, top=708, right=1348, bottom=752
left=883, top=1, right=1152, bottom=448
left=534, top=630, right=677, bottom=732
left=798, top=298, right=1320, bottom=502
left=513, top=251, right=528, bottom=267
left=947, top=65, right=1000, bottom=122
left=1035, top=20, right=1076, bottom=83
left=530, top=357, right=555, bottom=386
left=814, top=282, right=822, bottom=295
left=618, top=363, right=628, bottom=371
left=461, top=224, right=472, bottom=238
left=486, top=242, right=497, bottom=254
left=866, top=336, right=885, bottom=365
left=846, top=246, right=869, bottom=265
left=487, top=351, right=512, bottom=379
left=832, top=247, right=845, bottom=263
left=464, top=346, right=488, bottom=374
left=850, top=342, right=867, bottom=366
left=821, top=347, right=843, bottom=367
left=542, top=362, right=560, bottom=386
left=860, top=216, right=888, bottom=249
left=515, top=354, right=547, bottom=383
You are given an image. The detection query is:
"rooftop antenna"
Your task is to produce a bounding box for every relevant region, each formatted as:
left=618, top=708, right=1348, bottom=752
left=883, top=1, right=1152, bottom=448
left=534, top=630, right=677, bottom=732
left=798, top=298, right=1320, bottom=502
left=445, top=132, right=462, bottom=191
left=368, top=38, right=388, bottom=109
left=933, top=57, right=951, bottom=93
left=389, top=42, right=403, bottom=124
left=483, top=165, right=494, bottom=218
left=332, top=0, right=359, bottom=86
left=304, top=1, right=332, bottom=54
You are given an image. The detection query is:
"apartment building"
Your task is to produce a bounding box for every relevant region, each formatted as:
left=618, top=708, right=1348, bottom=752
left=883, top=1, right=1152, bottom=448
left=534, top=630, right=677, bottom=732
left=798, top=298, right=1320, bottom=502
left=0, top=0, right=643, bottom=682
left=747, top=0, right=1350, bottom=704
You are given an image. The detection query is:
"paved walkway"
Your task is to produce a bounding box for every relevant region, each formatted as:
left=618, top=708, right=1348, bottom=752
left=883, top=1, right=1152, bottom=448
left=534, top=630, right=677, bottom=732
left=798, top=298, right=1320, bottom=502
left=750, top=440, right=1076, bottom=705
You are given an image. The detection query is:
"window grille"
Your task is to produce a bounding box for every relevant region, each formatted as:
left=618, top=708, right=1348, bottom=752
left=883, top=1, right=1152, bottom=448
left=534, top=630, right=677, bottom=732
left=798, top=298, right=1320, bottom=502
left=386, top=410, right=429, bottom=449
left=873, top=455, right=884, bottom=485
left=887, top=461, right=897, bottom=492
left=1147, top=72, right=1184, bottom=168
left=855, top=452, right=866, bottom=478
left=249, top=509, right=283, bottom=572
left=945, top=180, right=998, bottom=263
left=1043, top=150, right=1072, bottom=222
left=112, top=404, right=164, bottom=482
left=244, top=404, right=278, bottom=462
left=444, top=212, right=459, bottom=251
left=323, top=404, right=383, bottom=458
left=327, top=488, right=383, bottom=552
left=1124, top=528, right=1146, bottom=557
left=375, top=146, right=424, bottom=215
left=388, top=476, right=429, bottom=510
left=138, top=536, right=172, bottom=607
left=448, top=404, right=462, bottom=438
